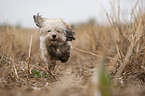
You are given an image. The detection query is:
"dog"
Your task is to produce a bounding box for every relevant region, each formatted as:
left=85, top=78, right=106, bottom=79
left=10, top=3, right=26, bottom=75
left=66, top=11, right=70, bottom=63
left=33, top=13, right=75, bottom=74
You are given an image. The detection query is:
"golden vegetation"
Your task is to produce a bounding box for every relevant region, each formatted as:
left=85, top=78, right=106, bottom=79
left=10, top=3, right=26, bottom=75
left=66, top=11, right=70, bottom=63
left=0, top=1, right=145, bottom=96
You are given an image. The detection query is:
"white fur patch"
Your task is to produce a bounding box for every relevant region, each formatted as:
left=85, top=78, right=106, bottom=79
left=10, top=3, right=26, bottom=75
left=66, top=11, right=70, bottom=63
left=41, top=18, right=66, bottom=32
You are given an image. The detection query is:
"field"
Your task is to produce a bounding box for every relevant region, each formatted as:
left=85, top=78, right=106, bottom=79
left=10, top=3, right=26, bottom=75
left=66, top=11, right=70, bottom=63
left=0, top=2, right=145, bottom=96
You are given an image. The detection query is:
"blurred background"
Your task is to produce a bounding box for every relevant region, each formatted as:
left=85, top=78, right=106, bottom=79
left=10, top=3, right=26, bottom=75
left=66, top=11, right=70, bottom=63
left=0, top=0, right=145, bottom=96
left=0, top=0, right=143, bottom=28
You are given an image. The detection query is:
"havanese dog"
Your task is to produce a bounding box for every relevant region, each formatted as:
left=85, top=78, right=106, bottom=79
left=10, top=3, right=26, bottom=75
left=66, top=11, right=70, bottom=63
left=33, top=13, right=75, bottom=75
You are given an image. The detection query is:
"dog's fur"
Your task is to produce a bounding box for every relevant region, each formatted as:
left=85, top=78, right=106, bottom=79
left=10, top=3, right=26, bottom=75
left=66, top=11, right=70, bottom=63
left=33, top=13, right=75, bottom=70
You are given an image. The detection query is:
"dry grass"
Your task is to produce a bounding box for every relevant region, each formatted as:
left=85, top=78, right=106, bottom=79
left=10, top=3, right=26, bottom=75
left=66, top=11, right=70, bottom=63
left=0, top=1, right=145, bottom=96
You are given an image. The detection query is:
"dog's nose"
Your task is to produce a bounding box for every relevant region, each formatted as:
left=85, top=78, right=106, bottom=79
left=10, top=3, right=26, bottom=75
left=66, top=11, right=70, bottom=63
left=52, top=35, right=56, bottom=39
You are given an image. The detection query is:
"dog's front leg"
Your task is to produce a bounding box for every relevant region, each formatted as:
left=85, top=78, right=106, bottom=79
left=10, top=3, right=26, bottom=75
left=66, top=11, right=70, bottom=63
left=59, top=42, right=72, bottom=63
left=40, top=43, right=56, bottom=75
left=48, top=60, right=56, bottom=70
left=47, top=60, right=57, bottom=77
left=42, top=52, right=56, bottom=76
left=41, top=52, right=56, bottom=75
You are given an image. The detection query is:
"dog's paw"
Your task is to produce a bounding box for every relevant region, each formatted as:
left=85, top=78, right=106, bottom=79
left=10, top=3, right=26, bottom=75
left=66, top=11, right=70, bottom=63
left=59, top=53, right=70, bottom=63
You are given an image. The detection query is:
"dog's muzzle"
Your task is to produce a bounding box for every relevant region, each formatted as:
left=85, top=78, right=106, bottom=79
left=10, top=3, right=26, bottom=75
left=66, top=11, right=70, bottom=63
left=51, top=35, right=57, bottom=42
left=52, top=35, right=56, bottom=39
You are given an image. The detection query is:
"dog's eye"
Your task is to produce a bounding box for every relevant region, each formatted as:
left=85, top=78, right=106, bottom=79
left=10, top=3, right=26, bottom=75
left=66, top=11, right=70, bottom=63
left=57, top=30, right=60, bottom=33
left=47, top=30, right=51, bottom=32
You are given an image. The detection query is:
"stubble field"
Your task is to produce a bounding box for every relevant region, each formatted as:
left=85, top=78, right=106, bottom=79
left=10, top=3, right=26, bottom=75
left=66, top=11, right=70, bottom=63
left=0, top=2, right=145, bottom=96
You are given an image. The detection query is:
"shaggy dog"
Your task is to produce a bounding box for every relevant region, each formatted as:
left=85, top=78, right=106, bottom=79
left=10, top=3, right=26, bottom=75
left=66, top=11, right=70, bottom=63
left=33, top=13, right=75, bottom=74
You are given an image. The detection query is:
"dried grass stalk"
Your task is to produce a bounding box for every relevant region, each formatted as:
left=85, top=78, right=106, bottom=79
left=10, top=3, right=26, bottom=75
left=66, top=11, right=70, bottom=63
left=26, top=34, right=33, bottom=74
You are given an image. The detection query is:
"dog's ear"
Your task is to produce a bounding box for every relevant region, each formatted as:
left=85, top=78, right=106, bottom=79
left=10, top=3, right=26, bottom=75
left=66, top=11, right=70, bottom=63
left=63, top=22, right=75, bottom=41
left=65, top=30, right=75, bottom=41
left=33, top=13, right=44, bottom=28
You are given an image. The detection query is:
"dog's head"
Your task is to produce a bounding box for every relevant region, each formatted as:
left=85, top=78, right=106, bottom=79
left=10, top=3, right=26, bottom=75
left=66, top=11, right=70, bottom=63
left=33, top=13, right=75, bottom=46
